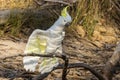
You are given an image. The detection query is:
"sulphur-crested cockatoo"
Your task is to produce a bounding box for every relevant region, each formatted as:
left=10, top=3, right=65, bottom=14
left=23, top=6, right=72, bottom=74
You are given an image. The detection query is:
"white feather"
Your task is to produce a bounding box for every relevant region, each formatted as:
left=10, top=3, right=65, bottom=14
left=23, top=7, right=72, bottom=74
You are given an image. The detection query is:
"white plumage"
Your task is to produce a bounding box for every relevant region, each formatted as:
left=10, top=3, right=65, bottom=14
left=23, top=6, right=72, bottom=74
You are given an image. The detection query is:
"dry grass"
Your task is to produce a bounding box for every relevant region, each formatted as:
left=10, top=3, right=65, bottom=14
left=71, top=0, right=100, bottom=37
left=99, top=0, right=120, bottom=27
left=0, top=0, right=119, bottom=37
left=71, top=0, right=119, bottom=37
left=0, top=0, right=33, bottom=9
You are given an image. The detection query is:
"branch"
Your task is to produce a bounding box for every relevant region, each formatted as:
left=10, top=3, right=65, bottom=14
left=17, top=62, right=104, bottom=80
left=34, top=0, right=44, bottom=6
left=33, top=0, right=57, bottom=8
left=111, top=0, right=120, bottom=12
left=26, top=62, right=104, bottom=80
left=61, top=54, right=69, bottom=80
left=57, top=63, right=104, bottom=80
left=1, top=53, right=63, bottom=60
left=44, top=0, right=71, bottom=6
left=33, top=0, right=72, bottom=7
left=1, top=53, right=105, bottom=80
left=103, top=42, right=120, bottom=80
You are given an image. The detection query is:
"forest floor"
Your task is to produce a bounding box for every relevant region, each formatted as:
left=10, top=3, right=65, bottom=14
left=0, top=25, right=120, bottom=80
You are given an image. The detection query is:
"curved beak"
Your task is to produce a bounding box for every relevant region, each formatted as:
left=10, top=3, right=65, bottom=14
left=65, top=22, right=71, bottom=27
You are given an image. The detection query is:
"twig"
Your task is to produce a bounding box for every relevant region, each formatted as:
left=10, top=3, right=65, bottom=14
left=44, top=0, right=71, bottom=6
left=34, top=0, right=72, bottom=8
left=34, top=0, right=57, bottom=8
left=111, top=0, right=120, bottom=12
left=61, top=54, right=69, bottom=80
left=0, top=53, right=62, bottom=60
left=34, top=0, right=45, bottom=6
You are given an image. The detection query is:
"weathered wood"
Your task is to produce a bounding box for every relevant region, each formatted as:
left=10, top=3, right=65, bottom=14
left=103, top=42, right=120, bottom=80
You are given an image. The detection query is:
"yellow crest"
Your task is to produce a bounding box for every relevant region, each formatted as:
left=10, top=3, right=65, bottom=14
left=61, top=6, right=69, bottom=17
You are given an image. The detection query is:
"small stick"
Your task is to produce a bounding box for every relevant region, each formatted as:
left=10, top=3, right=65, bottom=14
left=61, top=54, right=69, bottom=80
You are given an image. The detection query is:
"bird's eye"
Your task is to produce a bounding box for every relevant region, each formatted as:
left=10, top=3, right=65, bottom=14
left=64, top=20, right=66, bottom=22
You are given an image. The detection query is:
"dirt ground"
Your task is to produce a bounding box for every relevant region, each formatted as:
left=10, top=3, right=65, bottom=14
left=0, top=39, right=26, bottom=58
left=0, top=26, right=120, bottom=80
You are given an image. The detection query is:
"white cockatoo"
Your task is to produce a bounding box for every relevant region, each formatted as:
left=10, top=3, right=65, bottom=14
left=23, top=6, right=72, bottom=74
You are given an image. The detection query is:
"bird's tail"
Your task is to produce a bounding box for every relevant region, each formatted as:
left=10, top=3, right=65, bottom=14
left=38, top=57, right=59, bottom=74
left=23, top=56, right=59, bottom=74
left=23, top=56, right=40, bottom=72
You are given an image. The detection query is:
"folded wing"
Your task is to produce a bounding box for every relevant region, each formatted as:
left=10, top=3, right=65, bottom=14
left=23, top=29, right=59, bottom=73
left=23, top=29, right=48, bottom=72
